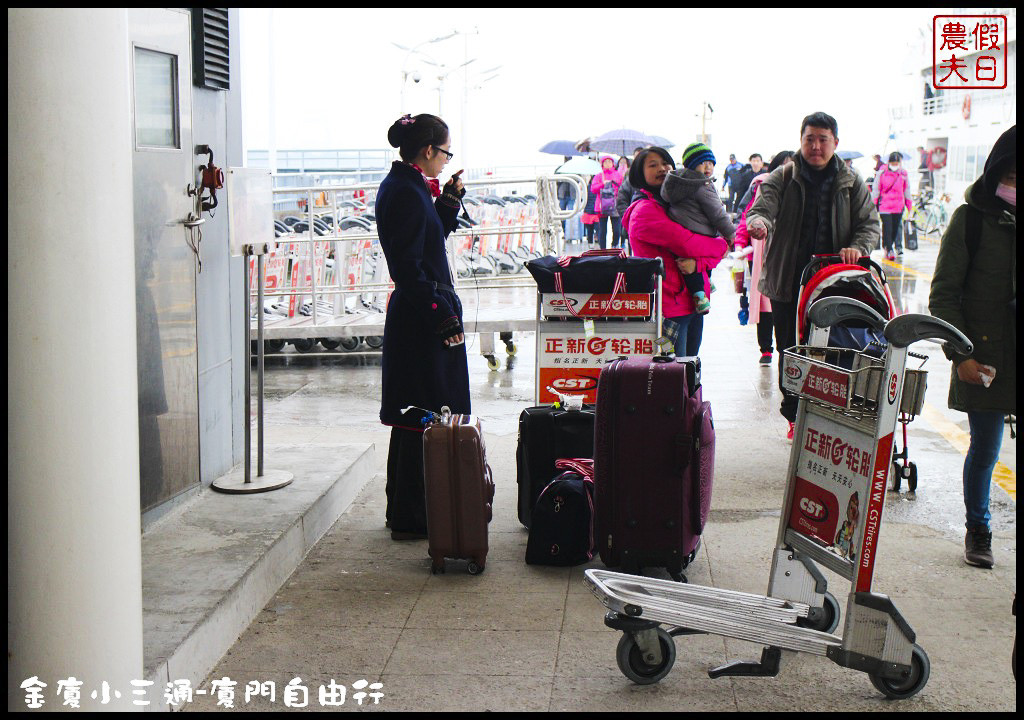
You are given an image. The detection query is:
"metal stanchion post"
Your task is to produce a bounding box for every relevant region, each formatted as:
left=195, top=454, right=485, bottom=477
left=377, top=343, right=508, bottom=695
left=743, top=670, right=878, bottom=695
left=212, top=243, right=293, bottom=494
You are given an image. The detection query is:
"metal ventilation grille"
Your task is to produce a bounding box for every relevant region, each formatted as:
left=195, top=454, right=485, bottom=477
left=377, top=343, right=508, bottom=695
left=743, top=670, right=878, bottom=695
left=192, top=8, right=230, bottom=90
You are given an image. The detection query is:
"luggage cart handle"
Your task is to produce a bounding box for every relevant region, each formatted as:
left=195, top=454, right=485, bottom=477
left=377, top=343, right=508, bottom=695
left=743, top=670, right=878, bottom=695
left=806, top=297, right=887, bottom=332
left=883, top=314, right=973, bottom=353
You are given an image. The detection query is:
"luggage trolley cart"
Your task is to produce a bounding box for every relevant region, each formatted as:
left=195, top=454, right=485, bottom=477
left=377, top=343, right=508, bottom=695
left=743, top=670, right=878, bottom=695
left=525, top=251, right=665, bottom=405
left=584, top=296, right=973, bottom=699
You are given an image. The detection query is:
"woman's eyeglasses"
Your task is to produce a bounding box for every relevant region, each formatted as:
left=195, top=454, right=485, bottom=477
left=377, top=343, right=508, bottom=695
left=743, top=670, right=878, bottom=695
left=432, top=146, right=454, bottom=161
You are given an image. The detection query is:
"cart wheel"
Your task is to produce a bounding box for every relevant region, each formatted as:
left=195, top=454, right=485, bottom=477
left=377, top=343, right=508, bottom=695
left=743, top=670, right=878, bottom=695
left=799, top=591, right=841, bottom=633
left=339, top=337, right=361, bottom=351
left=319, top=338, right=341, bottom=351
left=485, top=354, right=500, bottom=371
left=467, top=561, right=484, bottom=575
left=890, top=463, right=902, bottom=492
left=292, top=338, right=317, bottom=353
left=869, top=644, right=930, bottom=700
left=505, top=341, right=517, bottom=357
left=266, top=339, right=286, bottom=352
left=907, top=462, right=918, bottom=493
left=364, top=335, right=384, bottom=349
left=615, top=628, right=676, bottom=685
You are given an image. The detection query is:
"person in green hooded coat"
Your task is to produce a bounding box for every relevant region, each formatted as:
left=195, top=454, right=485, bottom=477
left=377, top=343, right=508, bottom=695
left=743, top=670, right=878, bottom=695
left=928, top=125, right=1016, bottom=569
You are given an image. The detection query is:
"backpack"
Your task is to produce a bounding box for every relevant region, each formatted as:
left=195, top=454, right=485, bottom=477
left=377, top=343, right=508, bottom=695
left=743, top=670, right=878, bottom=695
left=525, top=459, right=595, bottom=566
left=599, top=180, right=617, bottom=215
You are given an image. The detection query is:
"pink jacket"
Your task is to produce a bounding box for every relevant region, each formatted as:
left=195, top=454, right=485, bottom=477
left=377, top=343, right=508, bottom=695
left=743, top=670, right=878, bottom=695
left=734, top=174, right=771, bottom=321
left=590, top=157, right=624, bottom=215
left=623, top=189, right=729, bottom=317
left=871, top=167, right=913, bottom=214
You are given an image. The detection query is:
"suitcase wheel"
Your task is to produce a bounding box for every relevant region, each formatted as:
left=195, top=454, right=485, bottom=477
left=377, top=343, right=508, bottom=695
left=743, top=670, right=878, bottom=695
left=431, top=560, right=446, bottom=575
left=467, top=561, right=485, bottom=576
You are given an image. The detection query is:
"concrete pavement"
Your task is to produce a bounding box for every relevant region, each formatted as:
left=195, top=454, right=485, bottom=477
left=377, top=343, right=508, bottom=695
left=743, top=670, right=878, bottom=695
left=173, top=240, right=1015, bottom=711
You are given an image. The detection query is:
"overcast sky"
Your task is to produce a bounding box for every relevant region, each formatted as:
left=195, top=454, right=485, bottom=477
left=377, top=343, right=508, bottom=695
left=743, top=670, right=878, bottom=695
left=239, top=8, right=952, bottom=174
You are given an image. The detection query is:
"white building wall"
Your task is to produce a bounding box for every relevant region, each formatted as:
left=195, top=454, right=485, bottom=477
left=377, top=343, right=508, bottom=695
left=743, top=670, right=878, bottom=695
left=8, top=8, right=144, bottom=710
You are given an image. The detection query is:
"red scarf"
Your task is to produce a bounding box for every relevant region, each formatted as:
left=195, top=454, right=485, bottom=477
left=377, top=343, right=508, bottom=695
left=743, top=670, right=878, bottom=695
left=409, top=163, right=441, bottom=198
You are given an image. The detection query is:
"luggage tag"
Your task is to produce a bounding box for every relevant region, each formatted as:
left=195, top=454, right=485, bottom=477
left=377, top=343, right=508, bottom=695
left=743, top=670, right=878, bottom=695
left=583, top=318, right=596, bottom=339
left=401, top=405, right=452, bottom=426
left=546, top=386, right=585, bottom=411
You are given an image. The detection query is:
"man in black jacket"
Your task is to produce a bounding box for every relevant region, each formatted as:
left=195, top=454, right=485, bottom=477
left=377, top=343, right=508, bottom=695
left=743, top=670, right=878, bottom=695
left=731, top=154, right=766, bottom=212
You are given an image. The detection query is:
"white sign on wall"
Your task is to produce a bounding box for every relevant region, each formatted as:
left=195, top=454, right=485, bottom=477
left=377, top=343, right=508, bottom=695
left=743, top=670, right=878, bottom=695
left=227, top=167, right=274, bottom=257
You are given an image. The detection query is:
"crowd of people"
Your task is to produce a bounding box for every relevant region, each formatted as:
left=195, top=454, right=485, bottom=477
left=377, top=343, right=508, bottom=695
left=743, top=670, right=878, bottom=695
left=377, top=110, right=1015, bottom=570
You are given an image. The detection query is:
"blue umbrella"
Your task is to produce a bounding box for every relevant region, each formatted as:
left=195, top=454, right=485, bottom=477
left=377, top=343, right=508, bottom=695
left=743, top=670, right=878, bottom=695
left=590, top=128, right=658, bottom=156
left=837, top=150, right=863, bottom=161
left=539, top=140, right=586, bottom=157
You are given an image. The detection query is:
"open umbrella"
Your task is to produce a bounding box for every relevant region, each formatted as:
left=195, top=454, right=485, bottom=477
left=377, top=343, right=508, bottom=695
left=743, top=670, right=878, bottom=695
left=837, top=150, right=863, bottom=161
left=646, top=135, right=675, bottom=149
left=539, top=140, right=586, bottom=157
left=589, top=128, right=657, bottom=156
left=555, top=156, right=602, bottom=175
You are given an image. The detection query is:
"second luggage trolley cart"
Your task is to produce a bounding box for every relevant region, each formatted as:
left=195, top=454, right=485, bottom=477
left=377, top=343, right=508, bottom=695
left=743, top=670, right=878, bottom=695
left=584, top=296, right=973, bottom=700
left=525, top=251, right=665, bottom=405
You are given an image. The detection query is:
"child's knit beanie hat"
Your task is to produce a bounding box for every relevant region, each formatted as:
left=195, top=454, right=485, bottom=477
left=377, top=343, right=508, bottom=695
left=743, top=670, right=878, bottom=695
left=682, top=142, right=716, bottom=170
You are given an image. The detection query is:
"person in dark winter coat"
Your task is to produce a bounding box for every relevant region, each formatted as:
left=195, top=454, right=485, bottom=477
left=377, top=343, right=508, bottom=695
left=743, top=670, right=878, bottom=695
left=377, top=113, right=468, bottom=540
left=928, top=125, right=1016, bottom=569
left=730, top=154, right=766, bottom=213
left=746, top=112, right=879, bottom=440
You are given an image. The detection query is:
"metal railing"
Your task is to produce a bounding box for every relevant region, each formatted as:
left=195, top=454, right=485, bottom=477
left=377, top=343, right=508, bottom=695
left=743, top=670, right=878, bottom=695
left=249, top=173, right=587, bottom=330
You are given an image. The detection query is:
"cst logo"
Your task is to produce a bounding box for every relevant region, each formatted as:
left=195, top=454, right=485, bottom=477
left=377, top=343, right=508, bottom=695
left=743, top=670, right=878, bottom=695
left=887, top=372, right=899, bottom=405
left=786, top=365, right=803, bottom=380
left=551, top=377, right=597, bottom=391
left=799, top=496, right=829, bottom=522
left=549, top=297, right=579, bottom=309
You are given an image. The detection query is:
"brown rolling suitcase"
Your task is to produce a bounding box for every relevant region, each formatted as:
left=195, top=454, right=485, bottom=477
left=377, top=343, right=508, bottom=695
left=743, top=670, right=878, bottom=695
left=422, top=408, right=494, bottom=575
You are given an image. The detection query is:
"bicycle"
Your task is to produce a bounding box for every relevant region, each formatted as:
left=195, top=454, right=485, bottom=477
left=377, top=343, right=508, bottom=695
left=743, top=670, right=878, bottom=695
left=909, top=191, right=950, bottom=237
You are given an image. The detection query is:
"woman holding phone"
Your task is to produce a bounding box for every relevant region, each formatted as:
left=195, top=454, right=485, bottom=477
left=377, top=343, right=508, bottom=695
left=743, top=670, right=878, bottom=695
left=376, top=113, right=468, bottom=540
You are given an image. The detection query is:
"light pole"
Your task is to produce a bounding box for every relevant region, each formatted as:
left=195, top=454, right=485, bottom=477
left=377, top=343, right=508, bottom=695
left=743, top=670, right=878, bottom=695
left=394, top=32, right=457, bottom=114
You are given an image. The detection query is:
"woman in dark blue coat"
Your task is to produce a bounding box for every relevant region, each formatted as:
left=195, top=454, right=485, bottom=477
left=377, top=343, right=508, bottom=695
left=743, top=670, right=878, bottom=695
left=376, top=113, right=469, bottom=540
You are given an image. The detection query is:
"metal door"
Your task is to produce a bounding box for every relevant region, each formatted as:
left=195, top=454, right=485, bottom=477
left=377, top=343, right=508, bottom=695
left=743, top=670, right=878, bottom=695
left=128, top=8, right=201, bottom=512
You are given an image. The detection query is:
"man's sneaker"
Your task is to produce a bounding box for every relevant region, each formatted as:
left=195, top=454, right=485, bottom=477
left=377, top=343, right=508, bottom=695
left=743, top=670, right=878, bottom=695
left=896, top=248, right=903, bottom=256
left=965, top=527, right=994, bottom=568
left=759, top=352, right=772, bottom=366
left=695, top=296, right=711, bottom=315
left=887, top=251, right=896, bottom=261
left=786, top=422, right=795, bottom=442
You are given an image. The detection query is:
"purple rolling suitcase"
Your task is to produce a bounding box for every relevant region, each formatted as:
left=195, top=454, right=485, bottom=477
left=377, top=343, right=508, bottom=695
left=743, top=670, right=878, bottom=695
left=594, top=355, right=715, bottom=581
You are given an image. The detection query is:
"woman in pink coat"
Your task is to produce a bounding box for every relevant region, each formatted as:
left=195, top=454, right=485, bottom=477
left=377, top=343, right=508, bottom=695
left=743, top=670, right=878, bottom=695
left=622, top=147, right=729, bottom=356
left=871, top=151, right=913, bottom=260
left=735, top=150, right=795, bottom=365
left=590, top=155, right=624, bottom=249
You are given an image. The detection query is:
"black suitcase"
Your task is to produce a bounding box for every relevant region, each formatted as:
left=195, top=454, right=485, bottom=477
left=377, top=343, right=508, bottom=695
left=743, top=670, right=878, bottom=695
left=516, top=404, right=596, bottom=528
left=594, top=356, right=715, bottom=581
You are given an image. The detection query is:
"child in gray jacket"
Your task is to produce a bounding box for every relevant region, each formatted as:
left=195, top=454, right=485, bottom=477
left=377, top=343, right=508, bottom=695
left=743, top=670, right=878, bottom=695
left=662, top=142, right=736, bottom=314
